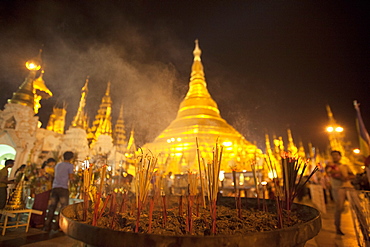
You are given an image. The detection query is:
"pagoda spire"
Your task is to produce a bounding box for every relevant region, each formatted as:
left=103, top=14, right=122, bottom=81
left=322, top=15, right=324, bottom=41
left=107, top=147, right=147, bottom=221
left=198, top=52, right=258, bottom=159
left=126, top=129, right=136, bottom=154
left=326, top=105, right=336, bottom=125
left=298, top=141, right=306, bottom=158
left=46, top=105, right=66, bottom=134
left=89, top=81, right=113, bottom=143
left=325, top=105, right=345, bottom=155
left=265, top=133, right=273, bottom=155
left=287, top=129, right=297, bottom=155
left=176, top=40, right=220, bottom=120
left=71, top=77, right=89, bottom=130
left=33, top=70, right=53, bottom=114
left=8, top=50, right=43, bottom=109
left=114, top=103, right=127, bottom=153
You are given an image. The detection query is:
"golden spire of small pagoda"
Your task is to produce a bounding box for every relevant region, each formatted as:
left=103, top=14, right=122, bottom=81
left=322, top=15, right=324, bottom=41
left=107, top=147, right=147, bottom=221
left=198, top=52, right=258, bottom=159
left=287, top=129, right=298, bottom=155
left=100, top=105, right=112, bottom=135
left=298, top=141, right=306, bottom=158
left=265, top=133, right=273, bottom=155
left=71, top=77, right=89, bottom=130
left=8, top=50, right=42, bottom=109
left=33, top=70, right=53, bottom=114
left=114, top=103, right=127, bottom=153
left=326, top=105, right=334, bottom=122
left=46, top=104, right=67, bottom=134
left=126, top=129, right=136, bottom=154
left=90, top=82, right=112, bottom=135
left=5, top=175, right=25, bottom=210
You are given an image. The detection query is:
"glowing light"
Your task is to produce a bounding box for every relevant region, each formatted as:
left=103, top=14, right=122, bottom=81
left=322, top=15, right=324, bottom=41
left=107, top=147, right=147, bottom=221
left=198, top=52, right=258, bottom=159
left=242, top=170, right=246, bottom=172
left=239, top=173, right=244, bottom=185
left=335, top=126, right=344, bottom=132
left=353, top=148, right=360, bottom=154
left=167, top=139, right=171, bottom=143
left=171, top=138, right=175, bottom=142
left=219, top=171, right=225, bottom=181
left=222, top=141, right=232, bottom=147
left=361, top=166, right=365, bottom=169
left=177, top=137, right=182, bottom=142
left=26, top=60, right=41, bottom=71
left=268, top=170, right=277, bottom=179
left=107, top=166, right=112, bottom=171
left=261, top=181, right=267, bottom=186
left=326, top=126, right=334, bottom=132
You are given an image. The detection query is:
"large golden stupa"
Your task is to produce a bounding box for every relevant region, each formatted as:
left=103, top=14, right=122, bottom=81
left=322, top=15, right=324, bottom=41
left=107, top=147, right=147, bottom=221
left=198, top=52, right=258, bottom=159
left=145, top=40, right=261, bottom=173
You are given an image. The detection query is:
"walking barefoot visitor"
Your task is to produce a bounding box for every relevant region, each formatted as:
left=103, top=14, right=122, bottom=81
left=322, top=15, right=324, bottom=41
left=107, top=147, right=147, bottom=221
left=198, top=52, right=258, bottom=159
left=326, top=150, right=355, bottom=235
left=44, top=152, right=74, bottom=231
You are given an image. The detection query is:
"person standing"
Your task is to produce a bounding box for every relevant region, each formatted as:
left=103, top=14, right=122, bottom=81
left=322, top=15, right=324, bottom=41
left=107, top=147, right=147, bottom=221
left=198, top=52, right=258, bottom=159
left=0, top=159, right=15, bottom=209
left=44, top=152, right=74, bottom=231
left=30, top=158, right=56, bottom=228
left=326, top=150, right=355, bottom=235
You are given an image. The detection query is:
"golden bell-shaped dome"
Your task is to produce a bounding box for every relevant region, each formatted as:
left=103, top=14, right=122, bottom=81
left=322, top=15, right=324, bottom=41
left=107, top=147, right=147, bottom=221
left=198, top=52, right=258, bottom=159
left=145, top=40, right=260, bottom=173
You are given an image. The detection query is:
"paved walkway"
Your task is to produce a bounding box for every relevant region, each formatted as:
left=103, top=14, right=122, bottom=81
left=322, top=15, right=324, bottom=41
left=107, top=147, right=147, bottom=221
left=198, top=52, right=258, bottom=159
left=0, top=198, right=361, bottom=247
left=304, top=197, right=359, bottom=247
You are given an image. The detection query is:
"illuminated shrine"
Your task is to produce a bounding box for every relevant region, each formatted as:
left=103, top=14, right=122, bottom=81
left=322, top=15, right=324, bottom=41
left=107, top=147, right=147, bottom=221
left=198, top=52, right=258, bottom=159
left=145, top=41, right=261, bottom=173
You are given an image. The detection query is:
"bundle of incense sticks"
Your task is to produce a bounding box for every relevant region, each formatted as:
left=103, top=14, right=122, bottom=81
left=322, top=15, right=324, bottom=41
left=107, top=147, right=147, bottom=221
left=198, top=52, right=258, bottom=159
left=134, top=153, right=157, bottom=232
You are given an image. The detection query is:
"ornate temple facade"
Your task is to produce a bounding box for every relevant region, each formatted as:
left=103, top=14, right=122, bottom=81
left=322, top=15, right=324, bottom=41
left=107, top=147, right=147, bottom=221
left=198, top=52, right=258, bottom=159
left=0, top=53, right=128, bottom=176
left=145, top=41, right=262, bottom=173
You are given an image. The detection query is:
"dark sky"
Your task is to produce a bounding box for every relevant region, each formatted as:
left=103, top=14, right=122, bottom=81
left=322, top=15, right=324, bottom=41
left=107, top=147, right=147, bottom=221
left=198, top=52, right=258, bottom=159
left=0, top=0, right=369, bottom=152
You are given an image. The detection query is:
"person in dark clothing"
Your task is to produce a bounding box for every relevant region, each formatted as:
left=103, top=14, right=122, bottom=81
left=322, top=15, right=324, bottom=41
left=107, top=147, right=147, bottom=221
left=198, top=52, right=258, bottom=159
left=44, top=152, right=74, bottom=231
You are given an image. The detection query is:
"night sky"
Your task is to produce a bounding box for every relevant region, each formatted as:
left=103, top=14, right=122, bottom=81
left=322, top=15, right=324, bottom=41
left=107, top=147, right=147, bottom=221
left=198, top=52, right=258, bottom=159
left=0, top=1, right=369, bottom=152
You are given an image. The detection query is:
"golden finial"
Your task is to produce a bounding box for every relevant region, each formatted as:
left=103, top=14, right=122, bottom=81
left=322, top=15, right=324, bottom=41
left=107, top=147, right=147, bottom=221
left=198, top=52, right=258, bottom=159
left=71, top=77, right=89, bottom=129
left=326, top=105, right=333, bottom=118
left=193, top=39, right=202, bottom=61
left=105, top=81, right=111, bottom=96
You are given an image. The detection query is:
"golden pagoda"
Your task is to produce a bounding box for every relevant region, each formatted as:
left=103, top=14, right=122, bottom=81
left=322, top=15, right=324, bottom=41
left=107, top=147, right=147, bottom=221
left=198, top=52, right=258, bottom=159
left=71, top=77, right=89, bottom=130
left=114, top=103, right=127, bottom=153
left=46, top=106, right=66, bottom=134
left=88, top=82, right=113, bottom=144
left=95, top=104, right=113, bottom=138
left=145, top=40, right=260, bottom=173
left=5, top=176, right=25, bottom=210
left=8, top=52, right=42, bottom=109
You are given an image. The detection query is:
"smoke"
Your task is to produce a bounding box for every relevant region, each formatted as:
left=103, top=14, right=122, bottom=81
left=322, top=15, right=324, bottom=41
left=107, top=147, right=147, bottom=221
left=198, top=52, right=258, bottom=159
left=0, top=0, right=188, bottom=145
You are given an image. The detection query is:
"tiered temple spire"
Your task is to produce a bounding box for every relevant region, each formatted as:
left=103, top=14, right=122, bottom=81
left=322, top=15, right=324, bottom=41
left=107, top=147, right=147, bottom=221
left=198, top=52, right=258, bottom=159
left=71, top=77, right=89, bottom=130
left=46, top=105, right=66, bottom=134
left=114, top=103, right=127, bottom=153
left=33, top=70, right=53, bottom=114
left=89, top=82, right=113, bottom=144
left=287, top=129, right=298, bottom=155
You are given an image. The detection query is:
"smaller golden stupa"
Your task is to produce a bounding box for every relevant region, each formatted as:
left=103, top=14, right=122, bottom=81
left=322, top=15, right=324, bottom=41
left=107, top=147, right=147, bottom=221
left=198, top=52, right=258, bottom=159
left=5, top=175, right=25, bottom=210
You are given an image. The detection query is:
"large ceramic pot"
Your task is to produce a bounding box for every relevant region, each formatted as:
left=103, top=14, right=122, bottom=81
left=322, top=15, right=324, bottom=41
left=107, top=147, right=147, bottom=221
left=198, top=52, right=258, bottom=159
left=60, top=197, right=321, bottom=247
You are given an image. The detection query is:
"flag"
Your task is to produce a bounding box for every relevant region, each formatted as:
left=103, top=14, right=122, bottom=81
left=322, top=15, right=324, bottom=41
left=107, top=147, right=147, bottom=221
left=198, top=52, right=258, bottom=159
left=354, top=100, right=370, bottom=158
